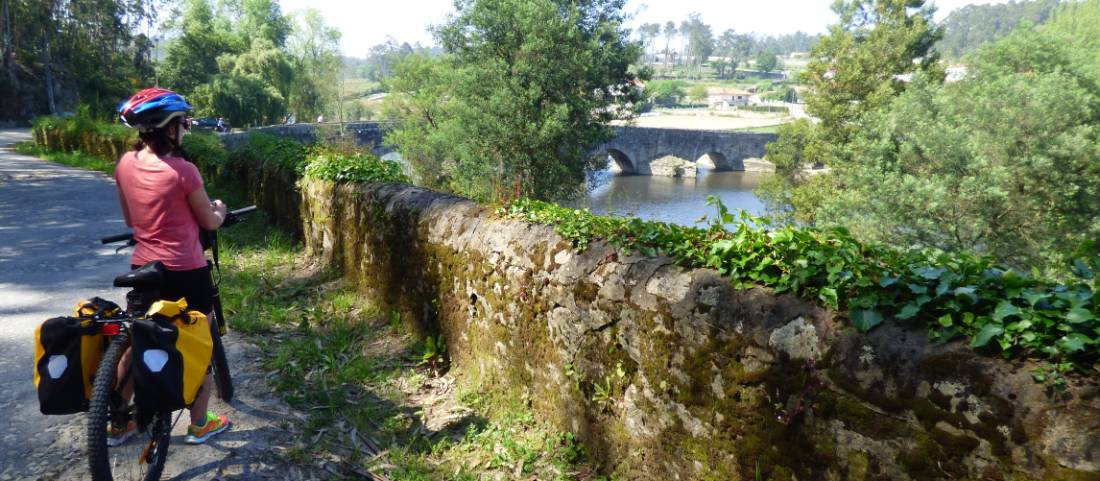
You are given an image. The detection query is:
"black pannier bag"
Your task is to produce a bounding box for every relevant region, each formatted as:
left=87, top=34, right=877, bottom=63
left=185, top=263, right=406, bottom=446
left=33, top=297, right=119, bottom=414
left=130, top=299, right=212, bottom=412
left=34, top=317, right=107, bottom=414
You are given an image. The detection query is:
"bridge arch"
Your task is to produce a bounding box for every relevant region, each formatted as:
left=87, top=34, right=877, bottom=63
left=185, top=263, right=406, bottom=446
left=696, top=151, right=744, bottom=171
left=603, top=149, right=637, bottom=174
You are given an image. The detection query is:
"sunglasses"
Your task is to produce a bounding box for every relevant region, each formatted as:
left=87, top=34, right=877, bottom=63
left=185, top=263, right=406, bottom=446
left=182, top=117, right=193, bottom=131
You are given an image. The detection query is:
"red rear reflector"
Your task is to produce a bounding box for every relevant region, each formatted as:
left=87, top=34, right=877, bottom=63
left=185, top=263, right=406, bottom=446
left=102, top=324, right=121, bottom=336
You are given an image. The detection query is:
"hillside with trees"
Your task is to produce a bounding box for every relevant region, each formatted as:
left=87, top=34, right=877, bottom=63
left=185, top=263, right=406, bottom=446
left=761, top=0, right=1100, bottom=272
left=937, top=0, right=1060, bottom=59
left=0, top=0, right=344, bottom=127
left=0, top=0, right=158, bottom=120
left=634, top=16, right=818, bottom=79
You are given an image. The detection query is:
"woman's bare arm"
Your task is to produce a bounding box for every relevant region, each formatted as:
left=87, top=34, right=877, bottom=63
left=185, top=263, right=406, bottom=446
left=116, top=187, right=133, bottom=228
left=187, top=188, right=227, bottom=230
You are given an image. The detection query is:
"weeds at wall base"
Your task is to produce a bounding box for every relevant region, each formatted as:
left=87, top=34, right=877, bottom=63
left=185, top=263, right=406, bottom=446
left=212, top=208, right=608, bottom=480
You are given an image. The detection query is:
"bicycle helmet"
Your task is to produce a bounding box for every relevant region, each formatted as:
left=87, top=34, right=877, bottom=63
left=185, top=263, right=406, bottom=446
left=118, top=87, right=192, bottom=132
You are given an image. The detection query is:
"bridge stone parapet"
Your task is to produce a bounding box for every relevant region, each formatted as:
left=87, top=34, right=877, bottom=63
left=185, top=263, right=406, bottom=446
left=220, top=122, right=777, bottom=176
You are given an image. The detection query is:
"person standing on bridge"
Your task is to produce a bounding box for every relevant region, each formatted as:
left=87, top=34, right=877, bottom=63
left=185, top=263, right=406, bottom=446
left=111, top=87, right=231, bottom=446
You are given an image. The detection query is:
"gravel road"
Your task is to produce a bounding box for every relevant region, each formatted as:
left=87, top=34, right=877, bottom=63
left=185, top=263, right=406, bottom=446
left=0, top=130, right=316, bottom=481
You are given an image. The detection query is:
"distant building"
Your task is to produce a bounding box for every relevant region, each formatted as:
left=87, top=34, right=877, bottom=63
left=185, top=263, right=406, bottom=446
left=945, top=64, right=969, bottom=83
left=707, top=87, right=752, bottom=109
left=893, top=64, right=968, bottom=84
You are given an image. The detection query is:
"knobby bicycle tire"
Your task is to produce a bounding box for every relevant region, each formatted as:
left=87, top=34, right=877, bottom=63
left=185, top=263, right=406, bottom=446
left=88, top=333, right=171, bottom=481
left=209, top=307, right=234, bottom=402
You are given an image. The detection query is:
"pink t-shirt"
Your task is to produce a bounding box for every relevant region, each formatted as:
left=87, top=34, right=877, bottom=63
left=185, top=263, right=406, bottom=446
left=115, top=151, right=207, bottom=271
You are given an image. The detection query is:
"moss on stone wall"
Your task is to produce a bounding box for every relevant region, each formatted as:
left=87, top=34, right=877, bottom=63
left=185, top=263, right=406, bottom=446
left=286, top=178, right=1100, bottom=481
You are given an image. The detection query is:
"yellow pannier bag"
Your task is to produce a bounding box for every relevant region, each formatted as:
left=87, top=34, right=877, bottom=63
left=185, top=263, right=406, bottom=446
left=130, top=299, right=213, bottom=411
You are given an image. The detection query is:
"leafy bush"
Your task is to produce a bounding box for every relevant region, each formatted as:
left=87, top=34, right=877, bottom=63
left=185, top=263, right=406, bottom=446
left=228, top=132, right=308, bottom=174
left=181, top=132, right=228, bottom=176
left=31, top=111, right=135, bottom=162
left=500, top=197, right=1100, bottom=373
left=302, top=148, right=409, bottom=184
left=645, top=80, right=687, bottom=107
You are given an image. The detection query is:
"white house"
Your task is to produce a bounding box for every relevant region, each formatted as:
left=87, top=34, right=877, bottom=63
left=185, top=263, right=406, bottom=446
left=707, top=87, right=752, bottom=110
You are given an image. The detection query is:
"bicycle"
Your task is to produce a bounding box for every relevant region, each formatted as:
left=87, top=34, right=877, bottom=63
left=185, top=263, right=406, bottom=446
left=87, top=205, right=255, bottom=481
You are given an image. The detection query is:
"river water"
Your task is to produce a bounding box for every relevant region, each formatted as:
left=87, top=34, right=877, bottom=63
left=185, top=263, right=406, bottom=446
left=579, top=170, right=769, bottom=226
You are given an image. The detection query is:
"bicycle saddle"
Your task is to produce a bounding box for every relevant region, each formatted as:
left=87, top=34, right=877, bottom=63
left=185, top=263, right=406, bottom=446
left=113, top=261, right=166, bottom=288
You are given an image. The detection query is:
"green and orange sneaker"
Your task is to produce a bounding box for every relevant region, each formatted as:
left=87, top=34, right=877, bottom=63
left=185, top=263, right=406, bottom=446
left=107, top=420, right=137, bottom=447
left=185, top=411, right=231, bottom=445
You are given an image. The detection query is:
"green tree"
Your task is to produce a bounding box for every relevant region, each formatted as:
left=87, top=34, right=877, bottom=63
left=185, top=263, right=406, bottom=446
left=639, top=22, right=661, bottom=63
left=755, top=51, right=779, bottom=72
left=808, top=26, right=1100, bottom=269
left=0, top=0, right=159, bottom=118
left=937, top=0, right=1059, bottom=59
left=644, top=79, right=685, bottom=107
left=711, top=58, right=729, bottom=78
left=1045, top=0, right=1100, bottom=84
left=757, top=118, right=828, bottom=223
left=679, top=13, right=713, bottom=78
left=287, top=8, right=342, bottom=121
left=160, top=0, right=243, bottom=96
left=802, top=0, right=943, bottom=147
left=385, top=0, right=645, bottom=201
left=236, top=0, right=293, bottom=48
left=662, top=21, right=677, bottom=69
left=761, top=0, right=944, bottom=224
left=688, top=84, right=707, bottom=106
left=188, top=36, right=293, bottom=126
left=158, top=1, right=339, bottom=126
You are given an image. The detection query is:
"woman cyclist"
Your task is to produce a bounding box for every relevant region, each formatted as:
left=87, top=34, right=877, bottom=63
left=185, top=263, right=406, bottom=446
left=110, top=87, right=231, bottom=446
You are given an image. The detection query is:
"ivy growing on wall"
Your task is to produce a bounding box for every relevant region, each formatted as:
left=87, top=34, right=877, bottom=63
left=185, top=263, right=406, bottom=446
left=500, top=197, right=1100, bottom=375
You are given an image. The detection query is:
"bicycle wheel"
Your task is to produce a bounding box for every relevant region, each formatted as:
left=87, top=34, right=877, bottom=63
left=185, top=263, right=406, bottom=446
left=88, top=333, right=172, bottom=481
left=208, top=300, right=234, bottom=402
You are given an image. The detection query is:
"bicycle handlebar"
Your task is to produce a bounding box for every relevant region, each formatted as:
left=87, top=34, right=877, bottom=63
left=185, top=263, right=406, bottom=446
left=100, top=205, right=257, bottom=244
left=100, top=233, right=133, bottom=245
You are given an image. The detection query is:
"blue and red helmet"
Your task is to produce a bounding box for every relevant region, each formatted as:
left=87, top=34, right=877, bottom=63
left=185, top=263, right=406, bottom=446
left=118, top=87, right=192, bottom=132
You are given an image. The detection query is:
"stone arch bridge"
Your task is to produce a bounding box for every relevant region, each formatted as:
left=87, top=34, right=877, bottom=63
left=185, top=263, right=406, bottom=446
left=220, top=122, right=777, bottom=174
left=594, top=126, right=776, bottom=174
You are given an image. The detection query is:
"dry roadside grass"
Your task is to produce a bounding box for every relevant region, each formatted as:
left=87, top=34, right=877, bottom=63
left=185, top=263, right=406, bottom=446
left=218, top=216, right=609, bottom=481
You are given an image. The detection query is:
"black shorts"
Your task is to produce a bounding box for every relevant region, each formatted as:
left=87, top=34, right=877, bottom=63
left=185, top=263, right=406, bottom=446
left=130, top=263, right=215, bottom=314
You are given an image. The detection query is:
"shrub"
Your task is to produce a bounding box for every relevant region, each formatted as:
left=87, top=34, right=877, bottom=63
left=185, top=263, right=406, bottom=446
left=302, top=148, right=409, bottom=184
left=228, top=132, right=308, bottom=174
left=181, top=133, right=228, bottom=177
left=31, top=111, right=135, bottom=162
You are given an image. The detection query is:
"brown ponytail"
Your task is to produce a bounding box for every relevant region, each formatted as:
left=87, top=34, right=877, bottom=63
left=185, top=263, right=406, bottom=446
left=131, top=120, right=181, bottom=157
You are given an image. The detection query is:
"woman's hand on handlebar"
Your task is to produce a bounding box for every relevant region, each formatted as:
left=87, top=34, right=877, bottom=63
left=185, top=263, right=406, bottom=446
left=212, top=200, right=228, bottom=226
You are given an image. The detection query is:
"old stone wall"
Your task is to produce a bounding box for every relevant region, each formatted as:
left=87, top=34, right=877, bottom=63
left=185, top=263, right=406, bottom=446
left=294, top=179, right=1100, bottom=481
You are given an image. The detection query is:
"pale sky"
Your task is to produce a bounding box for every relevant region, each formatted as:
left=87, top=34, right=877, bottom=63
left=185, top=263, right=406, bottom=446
left=278, top=0, right=1011, bottom=57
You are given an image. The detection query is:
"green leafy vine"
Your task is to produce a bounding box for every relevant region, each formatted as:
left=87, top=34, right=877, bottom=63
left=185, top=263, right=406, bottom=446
left=499, top=196, right=1100, bottom=374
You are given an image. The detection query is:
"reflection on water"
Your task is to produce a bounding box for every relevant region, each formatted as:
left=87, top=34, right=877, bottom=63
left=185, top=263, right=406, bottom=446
left=579, top=170, right=768, bottom=226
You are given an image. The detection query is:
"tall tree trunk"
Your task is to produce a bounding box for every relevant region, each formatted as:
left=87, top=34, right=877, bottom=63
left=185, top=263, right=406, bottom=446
left=43, top=5, right=57, bottom=114
left=1, top=0, right=15, bottom=87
